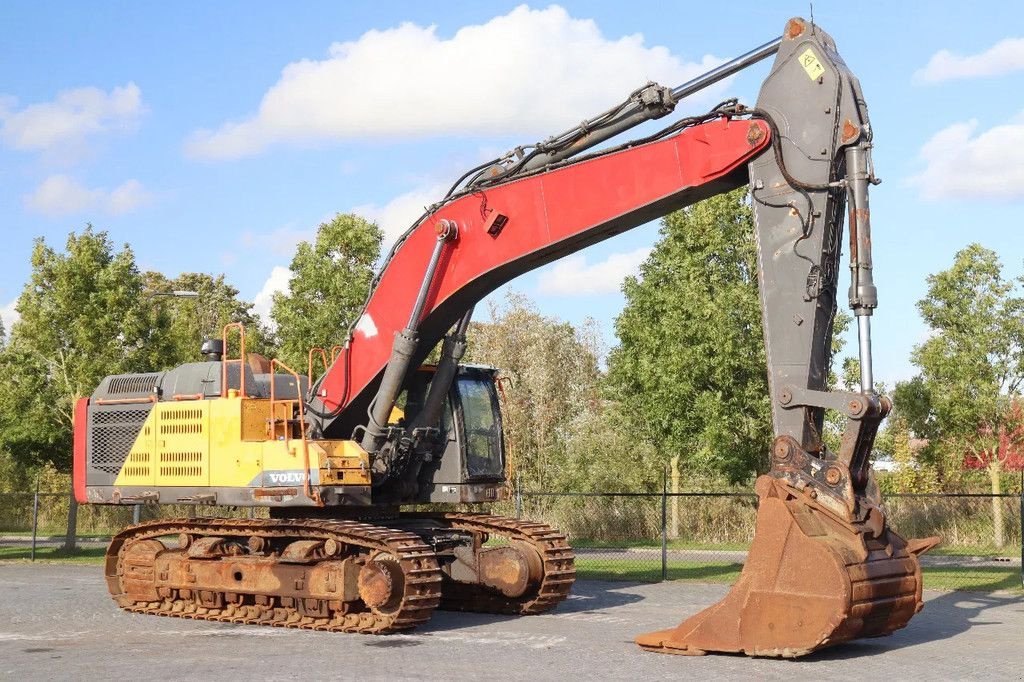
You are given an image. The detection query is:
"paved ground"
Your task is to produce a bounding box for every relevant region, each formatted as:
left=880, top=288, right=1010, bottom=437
left=1, top=564, right=1021, bottom=681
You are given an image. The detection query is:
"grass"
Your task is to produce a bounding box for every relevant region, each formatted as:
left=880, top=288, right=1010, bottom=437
left=0, top=531, right=112, bottom=539
left=572, top=538, right=749, bottom=552
left=922, top=566, right=1022, bottom=592
left=0, top=545, right=106, bottom=563
left=576, top=558, right=1022, bottom=593
left=1, top=544, right=1019, bottom=594
left=576, top=558, right=743, bottom=584
left=574, top=538, right=1023, bottom=558
left=930, top=545, right=1022, bottom=558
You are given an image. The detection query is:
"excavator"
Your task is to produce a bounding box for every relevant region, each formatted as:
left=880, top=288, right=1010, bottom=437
left=73, top=18, right=938, bottom=657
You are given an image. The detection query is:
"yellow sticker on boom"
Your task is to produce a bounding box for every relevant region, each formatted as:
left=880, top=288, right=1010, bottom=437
left=799, top=48, right=825, bottom=81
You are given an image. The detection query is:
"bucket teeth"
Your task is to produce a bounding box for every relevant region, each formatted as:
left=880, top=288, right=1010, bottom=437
left=636, top=476, right=936, bottom=658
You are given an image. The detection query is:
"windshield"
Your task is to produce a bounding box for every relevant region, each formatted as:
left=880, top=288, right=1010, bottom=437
left=457, top=375, right=503, bottom=479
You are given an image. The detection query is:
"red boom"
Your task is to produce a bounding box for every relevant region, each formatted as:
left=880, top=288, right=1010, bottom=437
left=319, top=116, right=770, bottom=430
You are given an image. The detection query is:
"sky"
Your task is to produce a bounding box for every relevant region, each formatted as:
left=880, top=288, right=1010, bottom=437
left=2, top=1, right=1023, bottom=387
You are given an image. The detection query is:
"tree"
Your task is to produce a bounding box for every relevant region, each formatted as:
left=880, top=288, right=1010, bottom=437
left=143, top=271, right=274, bottom=362
left=896, top=244, right=1024, bottom=546
left=271, top=214, right=382, bottom=369
left=607, top=189, right=771, bottom=483
left=0, top=228, right=173, bottom=548
left=464, top=292, right=601, bottom=491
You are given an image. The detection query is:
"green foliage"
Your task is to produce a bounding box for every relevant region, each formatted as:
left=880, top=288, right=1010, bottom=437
left=607, top=189, right=770, bottom=483
left=0, top=228, right=173, bottom=471
left=143, top=271, right=274, bottom=361
left=464, top=292, right=601, bottom=491
left=271, top=213, right=382, bottom=369
left=879, top=415, right=940, bottom=494
left=893, top=244, right=1024, bottom=545
left=898, top=244, right=1024, bottom=472
left=558, top=402, right=662, bottom=492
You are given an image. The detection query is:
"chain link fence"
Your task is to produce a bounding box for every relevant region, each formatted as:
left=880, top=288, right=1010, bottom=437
left=514, top=488, right=1023, bottom=593
left=0, top=489, right=265, bottom=561
left=2, top=486, right=1021, bottom=593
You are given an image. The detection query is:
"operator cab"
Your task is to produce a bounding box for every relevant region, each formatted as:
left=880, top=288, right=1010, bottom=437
left=401, top=364, right=506, bottom=503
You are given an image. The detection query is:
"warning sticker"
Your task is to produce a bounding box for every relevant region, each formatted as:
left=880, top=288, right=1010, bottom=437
left=799, top=48, right=825, bottom=81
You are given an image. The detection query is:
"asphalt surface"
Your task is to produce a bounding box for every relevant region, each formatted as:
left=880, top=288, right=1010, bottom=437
left=1, top=564, right=1021, bottom=681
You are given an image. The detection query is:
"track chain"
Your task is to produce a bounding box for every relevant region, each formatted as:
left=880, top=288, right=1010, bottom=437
left=405, top=512, right=577, bottom=615
left=106, top=517, right=443, bottom=634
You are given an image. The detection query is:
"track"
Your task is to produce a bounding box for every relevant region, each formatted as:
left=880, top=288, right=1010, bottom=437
left=106, top=518, right=443, bottom=634
left=105, top=513, right=576, bottom=634
left=408, top=512, right=577, bottom=615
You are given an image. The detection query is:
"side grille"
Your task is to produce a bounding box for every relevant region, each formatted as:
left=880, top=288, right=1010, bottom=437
left=89, top=407, right=152, bottom=476
left=108, top=374, right=161, bottom=395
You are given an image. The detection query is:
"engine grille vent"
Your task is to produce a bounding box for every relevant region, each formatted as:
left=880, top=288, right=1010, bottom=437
left=90, top=408, right=151, bottom=476
left=108, top=374, right=160, bottom=395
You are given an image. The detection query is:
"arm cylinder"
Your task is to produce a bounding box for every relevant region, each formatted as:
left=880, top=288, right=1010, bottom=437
left=845, top=143, right=878, bottom=393
left=495, top=37, right=782, bottom=178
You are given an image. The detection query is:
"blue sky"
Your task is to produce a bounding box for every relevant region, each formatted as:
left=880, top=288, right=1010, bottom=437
left=2, top=2, right=1023, bottom=387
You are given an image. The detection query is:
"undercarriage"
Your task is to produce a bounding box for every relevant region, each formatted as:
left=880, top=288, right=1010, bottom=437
left=106, top=512, right=576, bottom=634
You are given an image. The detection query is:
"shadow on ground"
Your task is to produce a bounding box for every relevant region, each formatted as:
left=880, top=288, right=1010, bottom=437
left=805, top=576, right=1022, bottom=661
left=415, top=578, right=647, bottom=634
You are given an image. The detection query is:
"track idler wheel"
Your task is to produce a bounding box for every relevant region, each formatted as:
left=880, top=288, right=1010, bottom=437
left=635, top=475, right=939, bottom=658
left=358, top=553, right=405, bottom=613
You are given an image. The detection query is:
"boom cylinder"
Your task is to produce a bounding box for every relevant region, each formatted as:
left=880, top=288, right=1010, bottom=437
left=361, top=221, right=457, bottom=455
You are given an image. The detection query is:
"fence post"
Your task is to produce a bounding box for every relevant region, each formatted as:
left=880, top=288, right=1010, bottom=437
left=31, top=474, right=40, bottom=562
left=515, top=470, right=522, bottom=520
left=132, top=504, right=141, bottom=525
left=661, top=466, right=668, bottom=582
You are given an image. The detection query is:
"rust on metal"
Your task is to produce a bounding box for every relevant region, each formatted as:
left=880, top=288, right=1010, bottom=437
left=478, top=546, right=533, bottom=598
left=104, top=512, right=574, bottom=635
left=95, top=395, right=157, bottom=406
left=252, top=487, right=298, bottom=498
left=746, top=121, right=766, bottom=147
left=636, top=476, right=937, bottom=658
left=105, top=517, right=443, bottom=634
left=842, top=119, right=861, bottom=144
left=785, top=18, right=806, bottom=39
left=357, top=558, right=401, bottom=610
left=402, top=512, right=576, bottom=615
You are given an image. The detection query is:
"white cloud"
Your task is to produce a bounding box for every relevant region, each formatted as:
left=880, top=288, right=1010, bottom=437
left=352, top=183, right=447, bottom=245
left=106, top=179, right=152, bottom=214
left=23, top=175, right=154, bottom=217
left=241, top=225, right=315, bottom=258
left=185, top=5, right=724, bottom=160
left=909, top=112, right=1024, bottom=200
left=252, top=265, right=293, bottom=323
left=537, top=246, right=651, bottom=296
left=915, top=37, right=1024, bottom=84
left=0, top=299, right=18, bottom=336
left=0, top=83, right=143, bottom=156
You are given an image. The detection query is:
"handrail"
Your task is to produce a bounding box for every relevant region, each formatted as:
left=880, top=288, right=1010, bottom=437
left=95, top=395, right=158, bottom=406
left=269, top=358, right=319, bottom=504
left=221, top=322, right=247, bottom=398
left=330, top=345, right=345, bottom=363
